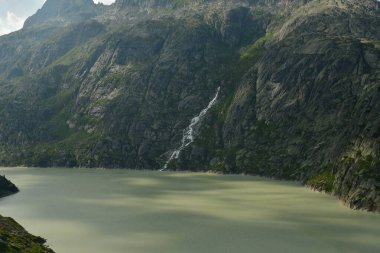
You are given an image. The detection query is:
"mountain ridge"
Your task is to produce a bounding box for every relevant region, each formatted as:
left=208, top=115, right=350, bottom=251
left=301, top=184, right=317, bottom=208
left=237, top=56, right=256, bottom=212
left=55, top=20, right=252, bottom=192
left=24, top=0, right=99, bottom=28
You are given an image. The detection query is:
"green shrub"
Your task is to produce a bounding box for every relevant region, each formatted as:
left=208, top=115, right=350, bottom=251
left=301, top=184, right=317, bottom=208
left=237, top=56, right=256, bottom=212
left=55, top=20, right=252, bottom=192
left=307, top=165, right=335, bottom=193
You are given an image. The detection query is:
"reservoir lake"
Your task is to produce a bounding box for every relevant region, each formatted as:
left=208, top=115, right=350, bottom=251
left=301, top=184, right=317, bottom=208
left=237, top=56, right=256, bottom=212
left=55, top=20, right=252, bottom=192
left=0, top=167, right=379, bottom=253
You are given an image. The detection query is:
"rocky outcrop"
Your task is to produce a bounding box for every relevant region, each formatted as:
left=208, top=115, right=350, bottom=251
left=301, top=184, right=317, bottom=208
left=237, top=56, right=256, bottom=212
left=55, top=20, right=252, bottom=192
left=0, top=0, right=379, bottom=211
left=0, top=177, right=54, bottom=252
left=0, top=215, right=55, bottom=253
left=0, top=176, right=18, bottom=198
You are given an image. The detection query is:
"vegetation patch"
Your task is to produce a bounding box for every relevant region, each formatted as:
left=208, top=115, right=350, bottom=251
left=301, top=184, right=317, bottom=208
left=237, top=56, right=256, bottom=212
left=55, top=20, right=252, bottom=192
left=0, top=216, right=54, bottom=253
left=239, top=33, right=273, bottom=72
left=307, top=165, right=335, bottom=193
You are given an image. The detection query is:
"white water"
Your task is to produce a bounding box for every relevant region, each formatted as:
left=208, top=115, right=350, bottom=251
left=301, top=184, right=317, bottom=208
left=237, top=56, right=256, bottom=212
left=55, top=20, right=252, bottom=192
left=1, top=167, right=380, bottom=253
left=162, top=87, right=220, bottom=170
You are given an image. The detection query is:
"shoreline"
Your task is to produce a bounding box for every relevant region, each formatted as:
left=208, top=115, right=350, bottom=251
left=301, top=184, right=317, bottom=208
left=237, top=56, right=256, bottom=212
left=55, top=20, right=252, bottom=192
left=0, top=175, right=55, bottom=253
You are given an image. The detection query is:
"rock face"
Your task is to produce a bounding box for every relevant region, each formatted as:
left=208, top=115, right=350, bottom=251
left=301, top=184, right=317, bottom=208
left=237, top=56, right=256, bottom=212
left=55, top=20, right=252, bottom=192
left=0, top=0, right=379, bottom=211
left=0, top=176, right=19, bottom=198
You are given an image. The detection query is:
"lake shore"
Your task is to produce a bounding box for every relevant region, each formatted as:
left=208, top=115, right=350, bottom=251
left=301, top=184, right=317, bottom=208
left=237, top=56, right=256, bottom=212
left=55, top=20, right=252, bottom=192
left=0, top=175, right=54, bottom=253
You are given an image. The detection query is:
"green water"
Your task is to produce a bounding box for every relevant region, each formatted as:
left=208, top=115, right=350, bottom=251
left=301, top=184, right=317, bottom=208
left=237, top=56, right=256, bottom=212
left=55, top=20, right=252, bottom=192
left=0, top=167, right=379, bottom=253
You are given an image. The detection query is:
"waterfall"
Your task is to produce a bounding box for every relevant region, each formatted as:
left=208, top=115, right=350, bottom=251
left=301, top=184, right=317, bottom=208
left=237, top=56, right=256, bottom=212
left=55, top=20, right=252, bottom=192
left=161, top=87, right=220, bottom=171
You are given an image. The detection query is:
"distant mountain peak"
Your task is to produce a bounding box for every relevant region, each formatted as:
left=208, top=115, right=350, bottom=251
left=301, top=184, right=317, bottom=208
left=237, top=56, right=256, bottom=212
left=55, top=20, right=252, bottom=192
left=23, top=0, right=97, bottom=28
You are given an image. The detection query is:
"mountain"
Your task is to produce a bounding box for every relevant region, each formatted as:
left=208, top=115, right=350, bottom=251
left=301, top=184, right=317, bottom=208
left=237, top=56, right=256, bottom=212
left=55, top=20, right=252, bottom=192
left=24, top=0, right=99, bottom=28
left=0, top=0, right=379, bottom=212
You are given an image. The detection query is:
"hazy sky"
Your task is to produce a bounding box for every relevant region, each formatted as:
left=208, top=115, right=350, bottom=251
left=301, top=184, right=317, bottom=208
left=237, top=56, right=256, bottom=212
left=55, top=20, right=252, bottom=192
left=0, top=0, right=116, bottom=36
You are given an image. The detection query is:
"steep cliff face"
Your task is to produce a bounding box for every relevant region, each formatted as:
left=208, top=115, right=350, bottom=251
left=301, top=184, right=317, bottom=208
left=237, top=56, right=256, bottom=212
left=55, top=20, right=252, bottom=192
left=0, top=0, right=379, bottom=211
left=188, top=0, right=380, bottom=211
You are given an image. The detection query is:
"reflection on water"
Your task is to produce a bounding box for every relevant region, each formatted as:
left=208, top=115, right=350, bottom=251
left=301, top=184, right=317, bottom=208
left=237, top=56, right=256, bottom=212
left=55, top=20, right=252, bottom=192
left=0, top=167, right=379, bottom=253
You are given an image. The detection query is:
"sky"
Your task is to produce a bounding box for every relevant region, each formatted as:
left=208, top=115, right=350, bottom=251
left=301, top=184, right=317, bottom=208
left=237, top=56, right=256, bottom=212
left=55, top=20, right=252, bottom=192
left=0, top=0, right=116, bottom=36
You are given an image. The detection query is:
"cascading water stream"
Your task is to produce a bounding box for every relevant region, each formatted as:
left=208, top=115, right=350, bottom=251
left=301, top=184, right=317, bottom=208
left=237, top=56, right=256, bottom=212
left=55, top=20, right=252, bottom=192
left=161, top=87, right=220, bottom=171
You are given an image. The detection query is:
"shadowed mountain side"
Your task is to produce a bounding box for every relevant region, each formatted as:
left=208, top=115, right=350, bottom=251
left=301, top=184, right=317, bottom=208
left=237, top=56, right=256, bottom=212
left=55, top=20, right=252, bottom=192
left=0, top=175, right=18, bottom=198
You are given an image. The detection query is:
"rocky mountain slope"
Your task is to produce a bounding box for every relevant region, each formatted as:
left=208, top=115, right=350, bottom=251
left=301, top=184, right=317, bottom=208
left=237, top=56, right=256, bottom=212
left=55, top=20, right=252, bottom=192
left=0, top=0, right=379, bottom=211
